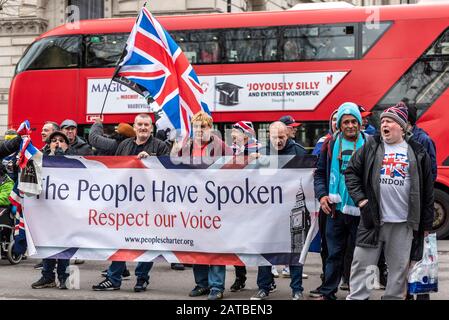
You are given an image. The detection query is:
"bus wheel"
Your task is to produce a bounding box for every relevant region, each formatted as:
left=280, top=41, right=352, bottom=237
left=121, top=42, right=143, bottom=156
left=433, top=189, right=449, bottom=239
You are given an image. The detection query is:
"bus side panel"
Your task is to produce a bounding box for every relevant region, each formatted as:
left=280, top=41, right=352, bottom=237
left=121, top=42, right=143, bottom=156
left=8, top=69, right=79, bottom=148
left=78, top=68, right=146, bottom=126
left=418, top=86, right=449, bottom=167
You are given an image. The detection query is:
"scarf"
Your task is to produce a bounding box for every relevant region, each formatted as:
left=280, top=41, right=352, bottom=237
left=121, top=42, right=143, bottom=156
left=329, top=132, right=365, bottom=216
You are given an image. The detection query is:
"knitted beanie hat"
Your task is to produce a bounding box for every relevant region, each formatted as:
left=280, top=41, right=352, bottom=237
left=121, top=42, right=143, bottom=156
left=117, top=123, right=136, bottom=138
left=380, top=102, right=408, bottom=131
left=336, top=102, right=362, bottom=129
left=232, top=121, right=256, bottom=137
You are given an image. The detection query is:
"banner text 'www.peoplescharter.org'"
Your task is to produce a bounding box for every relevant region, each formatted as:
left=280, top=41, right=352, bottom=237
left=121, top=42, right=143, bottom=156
left=125, top=235, right=194, bottom=247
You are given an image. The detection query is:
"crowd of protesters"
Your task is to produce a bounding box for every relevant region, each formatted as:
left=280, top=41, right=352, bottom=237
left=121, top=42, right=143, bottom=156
left=0, top=99, right=437, bottom=300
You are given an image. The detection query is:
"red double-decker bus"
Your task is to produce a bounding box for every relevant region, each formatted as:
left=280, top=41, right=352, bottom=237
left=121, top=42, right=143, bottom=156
left=8, top=3, right=449, bottom=237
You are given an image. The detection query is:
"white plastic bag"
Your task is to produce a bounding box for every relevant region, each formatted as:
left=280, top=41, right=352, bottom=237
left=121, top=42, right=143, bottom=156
left=408, top=233, right=438, bottom=294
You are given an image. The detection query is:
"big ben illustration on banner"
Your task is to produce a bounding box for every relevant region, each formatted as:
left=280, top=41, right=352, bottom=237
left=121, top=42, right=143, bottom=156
left=290, top=179, right=311, bottom=254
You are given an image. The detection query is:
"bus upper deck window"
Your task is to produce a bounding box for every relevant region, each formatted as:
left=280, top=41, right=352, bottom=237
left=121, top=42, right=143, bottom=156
left=85, top=33, right=128, bottom=68
left=224, top=27, right=278, bottom=63
left=283, top=24, right=355, bottom=61
left=425, top=28, right=449, bottom=56
left=16, top=36, right=81, bottom=73
left=362, top=22, right=392, bottom=56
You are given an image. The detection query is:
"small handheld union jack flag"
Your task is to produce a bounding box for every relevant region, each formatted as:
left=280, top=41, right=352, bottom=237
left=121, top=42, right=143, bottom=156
left=112, top=4, right=211, bottom=142
left=17, top=120, right=39, bottom=169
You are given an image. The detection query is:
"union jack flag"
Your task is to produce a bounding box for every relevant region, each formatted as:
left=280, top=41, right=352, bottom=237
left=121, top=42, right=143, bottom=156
left=381, top=152, right=409, bottom=178
left=17, top=120, right=39, bottom=169
left=113, top=5, right=210, bottom=142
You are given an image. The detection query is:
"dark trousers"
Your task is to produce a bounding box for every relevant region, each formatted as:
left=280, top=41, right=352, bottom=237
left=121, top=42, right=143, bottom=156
left=42, top=258, right=70, bottom=281
left=107, top=261, right=153, bottom=287
left=234, top=266, right=247, bottom=282
left=257, top=265, right=303, bottom=294
left=342, top=237, right=353, bottom=284
left=319, top=209, right=329, bottom=283
left=257, top=266, right=274, bottom=293
left=320, top=212, right=360, bottom=298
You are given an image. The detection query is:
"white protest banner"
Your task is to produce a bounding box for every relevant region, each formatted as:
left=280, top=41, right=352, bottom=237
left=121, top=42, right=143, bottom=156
left=23, top=156, right=318, bottom=266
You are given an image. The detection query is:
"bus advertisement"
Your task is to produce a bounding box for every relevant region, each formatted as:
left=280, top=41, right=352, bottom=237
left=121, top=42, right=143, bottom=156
left=8, top=3, right=449, bottom=237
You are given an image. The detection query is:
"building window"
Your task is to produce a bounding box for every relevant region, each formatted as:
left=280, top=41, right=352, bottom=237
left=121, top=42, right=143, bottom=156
left=68, top=0, right=104, bottom=20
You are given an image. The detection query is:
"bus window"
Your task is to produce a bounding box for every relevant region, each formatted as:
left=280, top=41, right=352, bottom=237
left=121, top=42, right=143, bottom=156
left=16, top=36, right=81, bottom=73
left=200, top=42, right=219, bottom=63
left=283, top=39, right=305, bottom=61
left=315, top=26, right=354, bottom=59
left=426, top=28, right=449, bottom=56
left=85, top=34, right=128, bottom=68
left=373, top=28, right=449, bottom=124
left=283, top=24, right=355, bottom=61
left=362, top=22, right=392, bottom=56
left=171, top=30, right=220, bottom=64
left=171, top=31, right=199, bottom=64
left=191, top=31, right=220, bottom=64
left=224, top=28, right=278, bottom=63
left=284, top=26, right=317, bottom=60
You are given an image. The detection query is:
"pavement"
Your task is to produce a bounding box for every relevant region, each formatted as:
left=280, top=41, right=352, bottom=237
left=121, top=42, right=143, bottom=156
left=0, top=241, right=448, bottom=300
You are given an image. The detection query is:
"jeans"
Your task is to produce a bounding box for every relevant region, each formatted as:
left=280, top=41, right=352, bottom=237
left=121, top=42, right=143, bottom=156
left=289, top=265, right=304, bottom=294
left=42, top=258, right=70, bottom=281
left=107, top=261, right=153, bottom=287
left=193, top=264, right=226, bottom=292
left=256, top=266, right=273, bottom=294
left=320, top=212, right=360, bottom=298
left=257, top=265, right=303, bottom=294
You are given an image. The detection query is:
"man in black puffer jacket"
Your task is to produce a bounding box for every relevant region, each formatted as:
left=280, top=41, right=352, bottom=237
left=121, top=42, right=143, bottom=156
left=92, top=113, right=169, bottom=293
left=345, top=104, right=434, bottom=300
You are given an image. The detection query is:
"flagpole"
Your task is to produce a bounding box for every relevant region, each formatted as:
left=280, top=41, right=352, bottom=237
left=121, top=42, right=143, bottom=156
left=100, top=3, right=146, bottom=117
left=99, top=78, right=114, bottom=117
